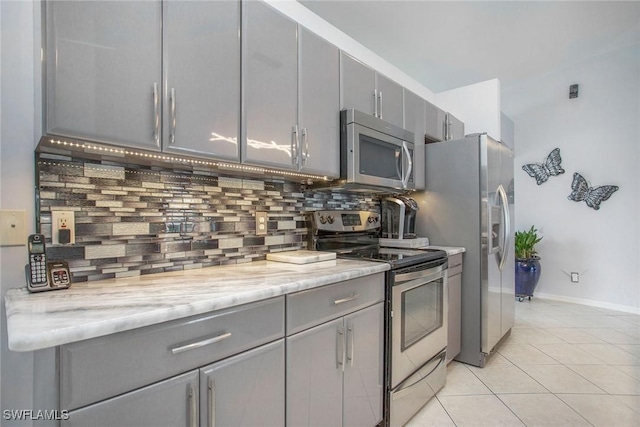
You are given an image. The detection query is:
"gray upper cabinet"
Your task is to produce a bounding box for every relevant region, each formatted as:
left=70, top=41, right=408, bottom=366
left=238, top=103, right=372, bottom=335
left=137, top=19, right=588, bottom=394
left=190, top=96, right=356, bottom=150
left=425, top=100, right=447, bottom=142
left=243, top=2, right=340, bottom=177
left=298, top=27, right=340, bottom=177
left=376, top=74, right=404, bottom=128
left=403, top=89, right=426, bottom=190
left=163, top=0, right=240, bottom=161
left=242, top=0, right=298, bottom=170
left=199, top=340, right=285, bottom=427
left=447, top=112, right=465, bottom=140
left=340, top=52, right=403, bottom=128
left=425, top=101, right=465, bottom=142
left=45, top=1, right=162, bottom=151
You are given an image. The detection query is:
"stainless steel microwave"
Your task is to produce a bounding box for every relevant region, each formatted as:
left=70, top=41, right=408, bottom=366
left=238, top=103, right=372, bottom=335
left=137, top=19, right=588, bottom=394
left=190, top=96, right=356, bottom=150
left=339, top=109, right=415, bottom=193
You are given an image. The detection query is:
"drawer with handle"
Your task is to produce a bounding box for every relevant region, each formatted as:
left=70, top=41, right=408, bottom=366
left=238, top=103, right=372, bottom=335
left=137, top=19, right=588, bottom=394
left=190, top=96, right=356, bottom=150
left=286, top=273, right=384, bottom=335
left=61, top=296, right=284, bottom=411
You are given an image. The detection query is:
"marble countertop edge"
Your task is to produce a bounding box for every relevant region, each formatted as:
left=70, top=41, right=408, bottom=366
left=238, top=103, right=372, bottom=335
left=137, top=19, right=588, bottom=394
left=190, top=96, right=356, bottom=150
left=6, top=259, right=390, bottom=352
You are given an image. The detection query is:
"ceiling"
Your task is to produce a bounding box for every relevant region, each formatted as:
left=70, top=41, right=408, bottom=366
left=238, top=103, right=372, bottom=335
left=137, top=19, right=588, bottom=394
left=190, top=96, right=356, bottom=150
left=298, top=0, right=640, bottom=94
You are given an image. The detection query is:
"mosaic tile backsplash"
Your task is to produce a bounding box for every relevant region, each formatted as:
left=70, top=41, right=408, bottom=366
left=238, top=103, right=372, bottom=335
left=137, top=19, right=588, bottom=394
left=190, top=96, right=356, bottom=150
left=37, top=154, right=378, bottom=282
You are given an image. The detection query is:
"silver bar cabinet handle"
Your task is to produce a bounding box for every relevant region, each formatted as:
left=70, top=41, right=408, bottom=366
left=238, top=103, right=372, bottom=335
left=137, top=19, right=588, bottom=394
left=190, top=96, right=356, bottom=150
left=302, top=128, right=309, bottom=166
left=171, top=332, right=232, bottom=355
left=153, top=82, right=160, bottom=143
left=373, top=90, right=378, bottom=117
left=333, top=294, right=360, bottom=305
left=337, top=327, right=344, bottom=370
left=189, top=385, right=197, bottom=427
left=347, top=325, right=354, bottom=367
left=208, top=377, right=216, bottom=427
left=378, top=91, right=383, bottom=119
left=170, top=88, right=176, bottom=145
left=292, top=125, right=298, bottom=166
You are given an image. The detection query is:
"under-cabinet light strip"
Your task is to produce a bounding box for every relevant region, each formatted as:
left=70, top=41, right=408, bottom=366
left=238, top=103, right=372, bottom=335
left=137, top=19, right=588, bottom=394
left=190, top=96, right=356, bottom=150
left=47, top=138, right=329, bottom=181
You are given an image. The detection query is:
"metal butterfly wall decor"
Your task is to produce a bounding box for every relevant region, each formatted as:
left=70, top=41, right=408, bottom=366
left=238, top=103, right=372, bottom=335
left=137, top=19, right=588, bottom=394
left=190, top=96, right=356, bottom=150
left=522, top=148, right=565, bottom=185
left=567, top=172, right=619, bottom=210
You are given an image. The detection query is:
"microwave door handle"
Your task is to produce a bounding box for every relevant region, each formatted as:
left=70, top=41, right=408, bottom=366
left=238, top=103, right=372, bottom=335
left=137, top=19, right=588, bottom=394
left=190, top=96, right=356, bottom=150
left=401, top=141, right=413, bottom=189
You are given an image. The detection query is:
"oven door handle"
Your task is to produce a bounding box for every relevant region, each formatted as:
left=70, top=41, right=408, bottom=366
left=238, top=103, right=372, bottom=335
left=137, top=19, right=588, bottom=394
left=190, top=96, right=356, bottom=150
left=394, top=265, right=446, bottom=284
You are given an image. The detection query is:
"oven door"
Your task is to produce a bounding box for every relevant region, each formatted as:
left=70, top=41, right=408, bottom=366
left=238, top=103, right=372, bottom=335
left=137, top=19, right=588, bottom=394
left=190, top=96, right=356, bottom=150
left=345, top=122, right=414, bottom=191
left=391, top=261, right=447, bottom=388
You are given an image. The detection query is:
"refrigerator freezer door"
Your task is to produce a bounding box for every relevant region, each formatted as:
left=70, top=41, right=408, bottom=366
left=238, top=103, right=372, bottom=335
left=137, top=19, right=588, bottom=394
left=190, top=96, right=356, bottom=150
left=500, top=144, right=516, bottom=336
left=482, top=135, right=503, bottom=355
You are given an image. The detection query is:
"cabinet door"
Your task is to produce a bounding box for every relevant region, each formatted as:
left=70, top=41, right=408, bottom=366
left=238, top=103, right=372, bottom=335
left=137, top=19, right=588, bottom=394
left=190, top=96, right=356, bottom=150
left=200, top=340, right=284, bottom=427
left=447, top=272, right=462, bottom=363
left=45, top=1, right=162, bottom=151
left=343, top=303, right=384, bottom=427
left=375, top=73, right=404, bottom=128
left=298, top=27, right=340, bottom=177
left=340, top=52, right=376, bottom=116
left=404, top=89, right=426, bottom=190
left=287, top=317, right=344, bottom=427
left=63, top=371, right=198, bottom=427
left=447, top=113, right=465, bottom=140
left=242, top=0, right=298, bottom=169
left=425, top=100, right=446, bottom=142
left=163, top=0, right=240, bottom=161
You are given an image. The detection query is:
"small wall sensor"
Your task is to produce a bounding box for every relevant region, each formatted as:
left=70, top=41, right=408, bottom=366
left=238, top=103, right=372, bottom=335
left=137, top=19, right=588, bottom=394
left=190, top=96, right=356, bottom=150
left=569, top=84, right=579, bottom=99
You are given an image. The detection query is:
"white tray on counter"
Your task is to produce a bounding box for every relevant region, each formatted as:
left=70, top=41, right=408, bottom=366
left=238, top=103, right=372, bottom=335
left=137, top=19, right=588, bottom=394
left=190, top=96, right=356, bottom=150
left=378, top=237, right=430, bottom=249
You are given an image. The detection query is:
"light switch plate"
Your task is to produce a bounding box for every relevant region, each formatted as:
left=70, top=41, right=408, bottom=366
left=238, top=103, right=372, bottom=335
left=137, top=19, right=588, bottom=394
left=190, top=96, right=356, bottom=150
left=0, top=209, right=27, bottom=246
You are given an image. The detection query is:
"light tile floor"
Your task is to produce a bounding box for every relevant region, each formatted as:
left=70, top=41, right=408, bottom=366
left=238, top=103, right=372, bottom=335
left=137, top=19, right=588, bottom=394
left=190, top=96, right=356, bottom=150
left=406, top=298, right=640, bottom=426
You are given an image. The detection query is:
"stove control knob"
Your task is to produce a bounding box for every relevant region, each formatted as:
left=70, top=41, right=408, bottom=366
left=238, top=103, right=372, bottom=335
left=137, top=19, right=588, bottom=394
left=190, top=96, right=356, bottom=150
left=327, top=215, right=335, bottom=224
left=319, top=215, right=327, bottom=224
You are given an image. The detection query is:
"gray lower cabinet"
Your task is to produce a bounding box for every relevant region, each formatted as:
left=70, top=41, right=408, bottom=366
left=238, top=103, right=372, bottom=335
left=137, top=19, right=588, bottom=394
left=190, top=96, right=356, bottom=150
left=199, top=339, right=285, bottom=427
left=447, top=253, right=463, bottom=363
left=286, top=273, right=385, bottom=426
left=45, top=0, right=163, bottom=151
left=162, top=0, right=240, bottom=161
left=63, top=371, right=199, bottom=427
left=60, top=297, right=285, bottom=426
left=340, top=51, right=403, bottom=128
left=403, top=88, right=427, bottom=190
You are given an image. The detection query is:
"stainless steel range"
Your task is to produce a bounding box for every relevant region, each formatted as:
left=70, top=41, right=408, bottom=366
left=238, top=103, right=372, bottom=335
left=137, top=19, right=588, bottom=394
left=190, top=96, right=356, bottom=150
left=308, top=210, right=448, bottom=426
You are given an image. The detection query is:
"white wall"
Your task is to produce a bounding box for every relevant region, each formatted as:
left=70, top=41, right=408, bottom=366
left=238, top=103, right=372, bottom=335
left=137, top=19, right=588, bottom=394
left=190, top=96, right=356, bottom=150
left=502, top=45, right=640, bottom=313
left=1, top=1, right=38, bottom=424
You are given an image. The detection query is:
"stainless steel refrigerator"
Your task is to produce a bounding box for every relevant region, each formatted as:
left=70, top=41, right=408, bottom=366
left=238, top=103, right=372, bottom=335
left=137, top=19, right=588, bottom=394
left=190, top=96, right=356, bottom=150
left=413, top=133, right=515, bottom=367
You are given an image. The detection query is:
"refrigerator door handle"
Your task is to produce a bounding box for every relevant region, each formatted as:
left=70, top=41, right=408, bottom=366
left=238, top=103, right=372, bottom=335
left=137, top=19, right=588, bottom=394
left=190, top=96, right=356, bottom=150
left=497, top=185, right=510, bottom=271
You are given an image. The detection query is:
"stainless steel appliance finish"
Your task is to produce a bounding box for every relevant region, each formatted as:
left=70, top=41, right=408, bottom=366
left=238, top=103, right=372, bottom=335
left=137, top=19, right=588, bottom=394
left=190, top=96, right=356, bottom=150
left=329, top=109, right=415, bottom=193
left=381, top=196, right=419, bottom=239
left=307, top=210, right=448, bottom=426
left=414, top=133, right=515, bottom=368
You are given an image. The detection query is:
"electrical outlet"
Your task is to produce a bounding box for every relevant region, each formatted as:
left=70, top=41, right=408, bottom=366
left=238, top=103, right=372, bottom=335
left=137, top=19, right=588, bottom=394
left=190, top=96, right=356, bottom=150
left=52, top=211, right=75, bottom=245
left=256, top=211, right=268, bottom=236
left=571, top=272, right=579, bottom=283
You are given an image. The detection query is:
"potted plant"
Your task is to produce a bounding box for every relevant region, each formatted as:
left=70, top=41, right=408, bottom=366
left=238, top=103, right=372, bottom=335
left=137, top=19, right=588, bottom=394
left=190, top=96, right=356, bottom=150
left=514, top=226, right=542, bottom=301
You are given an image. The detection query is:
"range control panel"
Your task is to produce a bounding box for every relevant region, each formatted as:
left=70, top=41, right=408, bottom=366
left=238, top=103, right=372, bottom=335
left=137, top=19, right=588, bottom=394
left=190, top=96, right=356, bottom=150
left=308, top=210, right=380, bottom=233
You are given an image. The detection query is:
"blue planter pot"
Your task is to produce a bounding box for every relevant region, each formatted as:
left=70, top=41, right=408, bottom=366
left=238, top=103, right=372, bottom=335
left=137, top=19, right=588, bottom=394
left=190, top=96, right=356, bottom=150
left=515, top=257, right=541, bottom=300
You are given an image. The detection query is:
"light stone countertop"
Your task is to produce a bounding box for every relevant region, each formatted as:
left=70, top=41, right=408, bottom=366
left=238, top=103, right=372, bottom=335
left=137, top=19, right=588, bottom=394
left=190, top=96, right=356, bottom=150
left=5, top=259, right=389, bottom=352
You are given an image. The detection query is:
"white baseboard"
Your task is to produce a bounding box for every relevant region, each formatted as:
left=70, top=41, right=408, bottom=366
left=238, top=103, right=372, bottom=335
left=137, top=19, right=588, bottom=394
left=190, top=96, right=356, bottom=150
left=533, top=292, right=640, bottom=315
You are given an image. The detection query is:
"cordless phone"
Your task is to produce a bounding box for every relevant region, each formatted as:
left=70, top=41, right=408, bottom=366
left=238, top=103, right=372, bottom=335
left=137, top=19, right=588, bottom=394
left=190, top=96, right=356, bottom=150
left=27, top=234, right=48, bottom=288
left=25, top=234, right=72, bottom=292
